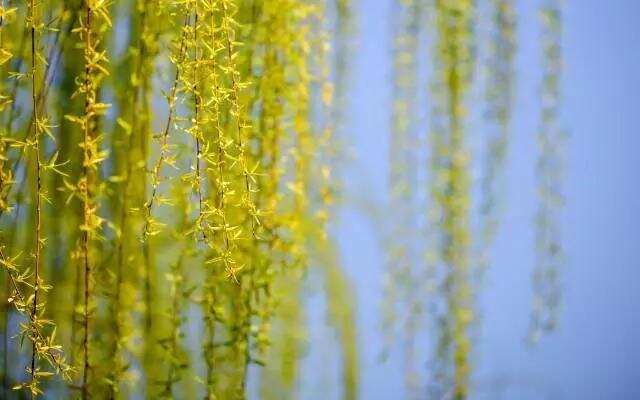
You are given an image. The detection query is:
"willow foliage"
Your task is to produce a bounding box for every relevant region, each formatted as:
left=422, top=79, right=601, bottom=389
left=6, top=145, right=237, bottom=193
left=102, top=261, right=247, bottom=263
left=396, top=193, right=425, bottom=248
left=1, top=0, right=566, bottom=398
left=0, top=0, right=357, bottom=398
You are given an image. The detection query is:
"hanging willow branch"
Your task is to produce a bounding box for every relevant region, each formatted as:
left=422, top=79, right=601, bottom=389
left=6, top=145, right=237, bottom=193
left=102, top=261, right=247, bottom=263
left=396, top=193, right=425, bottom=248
left=28, top=0, right=43, bottom=394
left=478, top=0, right=516, bottom=279
left=64, top=0, right=111, bottom=397
left=313, top=1, right=359, bottom=398
left=530, top=0, right=565, bottom=344
left=431, top=1, right=475, bottom=399
left=383, top=0, right=424, bottom=397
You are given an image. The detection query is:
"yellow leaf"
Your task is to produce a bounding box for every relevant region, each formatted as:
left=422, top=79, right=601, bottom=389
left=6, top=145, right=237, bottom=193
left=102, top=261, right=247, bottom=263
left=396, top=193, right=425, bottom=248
left=0, top=49, right=12, bottom=66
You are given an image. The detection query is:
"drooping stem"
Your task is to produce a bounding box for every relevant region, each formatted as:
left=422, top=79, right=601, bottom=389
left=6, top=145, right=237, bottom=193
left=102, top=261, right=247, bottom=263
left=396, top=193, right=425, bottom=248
left=142, top=13, right=189, bottom=238
left=221, top=0, right=257, bottom=248
left=80, top=4, right=94, bottom=396
left=73, top=0, right=110, bottom=395
left=28, top=0, right=42, bottom=395
left=110, top=1, right=150, bottom=395
left=202, top=1, right=226, bottom=395
left=193, top=1, right=205, bottom=240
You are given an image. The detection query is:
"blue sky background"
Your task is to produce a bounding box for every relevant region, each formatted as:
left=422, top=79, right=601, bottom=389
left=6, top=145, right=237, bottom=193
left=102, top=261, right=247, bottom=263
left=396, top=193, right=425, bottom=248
left=301, top=1, right=640, bottom=399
